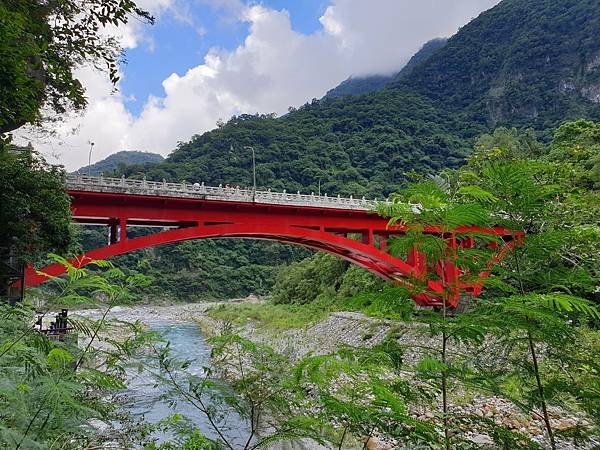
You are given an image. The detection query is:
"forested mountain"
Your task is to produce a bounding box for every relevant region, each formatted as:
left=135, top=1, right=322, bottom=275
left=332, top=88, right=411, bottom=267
left=104, top=0, right=600, bottom=300
left=123, top=0, right=600, bottom=195
left=130, top=91, right=467, bottom=197
left=323, top=74, right=395, bottom=100
left=323, top=38, right=448, bottom=101
left=393, top=37, right=447, bottom=80
left=73, top=151, right=163, bottom=176
left=397, top=0, right=600, bottom=130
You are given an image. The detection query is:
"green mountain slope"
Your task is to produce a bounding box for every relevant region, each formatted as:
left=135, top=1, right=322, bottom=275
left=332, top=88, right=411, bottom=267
left=323, top=38, right=448, bottom=101
left=127, top=1, right=600, bottom=194
left=73, top=150, right=164, bottom=176
left=397, top=0, right=600, bottom=130
left=141, top=89, right=468, bottom=198
left=323, top=74, right=395, bottom=100
left=394, top=38, right=448, bottom=80
left=107, top=0, right=600, bottom=301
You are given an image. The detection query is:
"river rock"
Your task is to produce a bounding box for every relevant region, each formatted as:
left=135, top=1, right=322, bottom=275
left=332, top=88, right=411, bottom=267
left=469, top=433, right=494, bottom=446
left=88, top=418, right=110, bottom=433
left=555, top=418, right=577, bottom=431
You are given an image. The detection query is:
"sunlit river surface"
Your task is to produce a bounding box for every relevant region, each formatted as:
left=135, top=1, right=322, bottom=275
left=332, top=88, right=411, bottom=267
left=121, top=322, right=250, bottom=446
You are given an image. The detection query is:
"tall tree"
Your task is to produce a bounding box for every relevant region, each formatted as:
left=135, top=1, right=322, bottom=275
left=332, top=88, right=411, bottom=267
left=0, top=0, right=153, bottom=135
left=376, top=178, right=501, bottom=449
left=0, top=146, right=71, bottom=301
left=0, top=0, right=153, bottom=299
left=0, top=258, right=155, bottom=448
left=369, top=120, right=600, bottom=448
left=455, top=123, right=600, bottom=448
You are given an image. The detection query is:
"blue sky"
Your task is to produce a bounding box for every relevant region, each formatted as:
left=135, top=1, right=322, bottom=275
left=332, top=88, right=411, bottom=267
left=121, top=1, right=330, bottom=116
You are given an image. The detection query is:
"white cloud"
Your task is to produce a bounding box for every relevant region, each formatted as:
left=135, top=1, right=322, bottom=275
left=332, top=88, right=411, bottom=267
left=16, top=0, right=500, bottom=171
left=320, top=0, right=500, bottom=76
left=16, top=67, right=134, bottom=169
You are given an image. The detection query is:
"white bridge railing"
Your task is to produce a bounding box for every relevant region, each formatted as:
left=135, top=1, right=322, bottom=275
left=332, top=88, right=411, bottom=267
left=67, top=175, right=381, bottom=211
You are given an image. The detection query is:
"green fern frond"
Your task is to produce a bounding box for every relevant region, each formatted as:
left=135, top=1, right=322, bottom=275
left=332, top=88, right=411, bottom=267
left=401, top=181, right=448, bottom=207
left=440, top=203, right=491, bottom=228
left=457, top=185, right=499, bottom=203
left=416, top=356, right=448, bottom=374
left=530, top=293, right=599, bottom=319
left=481, top=276, right=519, bottom=293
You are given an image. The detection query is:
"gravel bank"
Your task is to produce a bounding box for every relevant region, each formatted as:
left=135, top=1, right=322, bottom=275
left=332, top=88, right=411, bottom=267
left=198, top=309, right=597, bottom=450
left=72, top=301, right=225, bottom=323
left=73, top=302, right=596, bottom=449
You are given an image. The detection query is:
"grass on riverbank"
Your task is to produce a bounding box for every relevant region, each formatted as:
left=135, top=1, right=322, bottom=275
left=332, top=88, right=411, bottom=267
left=206, top=301, right=332, bottom=329
left=206, top=286, right=415, bottom=330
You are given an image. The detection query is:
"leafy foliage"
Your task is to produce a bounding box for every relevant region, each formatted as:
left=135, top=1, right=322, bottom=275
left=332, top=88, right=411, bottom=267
left=294, top=346, right=437, bottom=448
left=0, top=0, right=153, bottom=134
left=153, top=332, right=324, bottom=450
left=207, top=301, right=331, bottom=330
left=451, top=124, right=600, bottom=448
left=0, top=146, right=71, bottom=269
left=0, top=257, right=158, bottom=449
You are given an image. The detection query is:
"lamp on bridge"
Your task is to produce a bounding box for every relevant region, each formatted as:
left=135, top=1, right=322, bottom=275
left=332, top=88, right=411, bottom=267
left=243, top=146, right=256, bottom=202
left=230, top=145, right=257, bottom=202
left=87, top=141, right=95, bottom=177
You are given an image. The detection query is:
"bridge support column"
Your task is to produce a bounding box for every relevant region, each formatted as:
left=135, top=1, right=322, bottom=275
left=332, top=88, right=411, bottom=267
left=441, top=234, right=460, bottom=308
left=119, top=217, right=127, bottom=242
left=379, top=234, right=388, bottom=252
left=408, top=247, right=427, bottom=276
left=108, top=220, right=118, bottom=245
left=362, top=229, right=374, bottom=246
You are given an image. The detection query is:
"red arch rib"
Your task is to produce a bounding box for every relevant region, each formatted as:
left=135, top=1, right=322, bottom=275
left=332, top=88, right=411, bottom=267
left=25, top=223, right=415, bottom=288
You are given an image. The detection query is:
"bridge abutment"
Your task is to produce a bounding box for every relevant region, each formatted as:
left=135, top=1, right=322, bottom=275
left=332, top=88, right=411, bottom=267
left=119, top=217, right=127, bottom=241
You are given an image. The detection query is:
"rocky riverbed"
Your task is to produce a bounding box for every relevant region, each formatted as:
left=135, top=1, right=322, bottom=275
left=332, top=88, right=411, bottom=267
left=72, top=301, right=220, bottom=323
left=73, top=302, right=597, bottom=449
left=196, top=307, right=597, bottom=450
left=72, top=302, right=253, bottom=448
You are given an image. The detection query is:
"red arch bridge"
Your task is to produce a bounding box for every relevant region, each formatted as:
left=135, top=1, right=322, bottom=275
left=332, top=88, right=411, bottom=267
left=25, top=175, right=519, bottom=308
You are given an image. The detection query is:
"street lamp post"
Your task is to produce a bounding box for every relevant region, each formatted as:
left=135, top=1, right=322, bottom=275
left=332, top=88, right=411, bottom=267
left=243, top=146, right=256, bottom=202
left=87, top=141, right=95, bottom=177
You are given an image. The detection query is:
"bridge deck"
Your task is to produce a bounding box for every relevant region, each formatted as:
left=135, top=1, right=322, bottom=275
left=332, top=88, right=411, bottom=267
left=67, top=175, right=380, bottom=211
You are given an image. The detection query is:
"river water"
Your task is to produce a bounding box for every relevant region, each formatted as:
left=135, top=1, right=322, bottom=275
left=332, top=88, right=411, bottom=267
left=120, top=322, right=249, bottom=447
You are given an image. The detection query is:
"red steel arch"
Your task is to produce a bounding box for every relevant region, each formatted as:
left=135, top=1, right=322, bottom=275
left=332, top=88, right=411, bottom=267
left=25, top=189, right=517, bottom=307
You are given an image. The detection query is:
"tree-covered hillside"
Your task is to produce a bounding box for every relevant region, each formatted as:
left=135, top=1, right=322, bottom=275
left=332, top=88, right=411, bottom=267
left=397, top=0, right=600, bottom=131
left=393, top=37, right=447, bottom=80
left=132, top=90, right=469, bottom=198
left=123, top=0, right=599, bottom=193
left=103, top=0, right=600, bottom=301
left=323, top=74, right=395, bottom=100
left=323, top=38, right=448, bottom=101
left=73, top=151, right=164, bottom=176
